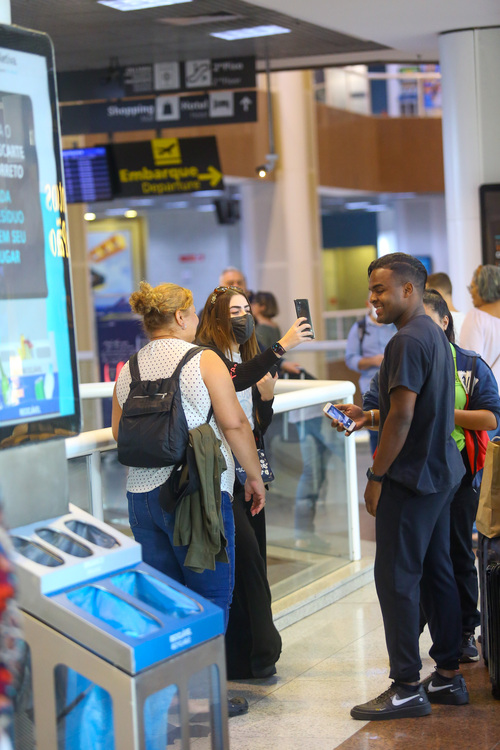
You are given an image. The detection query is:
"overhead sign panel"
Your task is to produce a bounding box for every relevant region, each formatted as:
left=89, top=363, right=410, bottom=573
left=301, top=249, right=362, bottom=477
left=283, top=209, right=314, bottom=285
left=57, top=57, right=255, bottom=101
left=112, top=137, right=224, bottom=196
left=60, top=90, right=257, bottom=135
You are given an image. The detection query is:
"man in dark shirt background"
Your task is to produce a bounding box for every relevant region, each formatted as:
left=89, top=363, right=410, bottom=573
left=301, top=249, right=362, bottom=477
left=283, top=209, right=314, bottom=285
left=331, top=253, right=468, bottom=720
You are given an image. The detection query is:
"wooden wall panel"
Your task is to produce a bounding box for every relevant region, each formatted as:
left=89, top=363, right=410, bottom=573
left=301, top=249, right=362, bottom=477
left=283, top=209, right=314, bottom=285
left=316, top=102, right=444, bottom=193
left=376, top=117, right=444, bottom=192
left=316, top=105, right=379, bottom=189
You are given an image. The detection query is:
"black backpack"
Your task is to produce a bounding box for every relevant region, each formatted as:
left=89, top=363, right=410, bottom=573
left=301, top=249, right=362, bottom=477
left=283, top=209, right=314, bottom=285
left=117, top=346, right=209, bottom=468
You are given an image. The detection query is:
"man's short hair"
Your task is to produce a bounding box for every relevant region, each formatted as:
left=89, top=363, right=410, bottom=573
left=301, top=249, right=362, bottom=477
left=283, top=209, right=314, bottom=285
left=427, top=272, right=452, bottom=296
left=368, top=253, right=427, bottom=293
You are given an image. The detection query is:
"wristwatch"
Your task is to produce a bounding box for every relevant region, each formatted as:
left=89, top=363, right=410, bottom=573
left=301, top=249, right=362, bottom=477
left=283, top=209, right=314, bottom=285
left=366, top=467, right=385, bottom=482
left=272, top=341, right=286, bottom=357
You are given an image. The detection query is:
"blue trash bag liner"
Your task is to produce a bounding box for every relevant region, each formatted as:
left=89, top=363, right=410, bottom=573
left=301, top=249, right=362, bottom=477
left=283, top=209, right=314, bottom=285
left=57, top=667, right=177, bottom=750
left=56, top=667, right=115, bottom=750
left=66, top=585, right=160, bottom=638
left=144, top=684, right=178, bottom=750
left=35, top=528, right=92, bottom=558
left=11, top=536, right=63, bottom=567
left=64, top=520, right=119, bottom=549
left=109, top=571, right=201, bottom=618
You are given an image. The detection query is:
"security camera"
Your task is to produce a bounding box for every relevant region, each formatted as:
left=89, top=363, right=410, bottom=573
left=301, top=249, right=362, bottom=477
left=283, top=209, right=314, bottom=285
left=255, top=153, right=278, bottom=178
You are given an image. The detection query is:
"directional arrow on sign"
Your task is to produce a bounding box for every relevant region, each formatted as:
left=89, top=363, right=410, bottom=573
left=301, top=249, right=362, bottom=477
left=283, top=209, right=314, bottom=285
left=199, top=165, right=223, bottom=187
left=239, top=96, right=253, bottom=112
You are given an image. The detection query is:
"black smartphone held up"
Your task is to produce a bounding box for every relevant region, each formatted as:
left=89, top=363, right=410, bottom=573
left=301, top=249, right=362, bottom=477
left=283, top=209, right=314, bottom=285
left=268, top=363, right=279, bottom=378
left=323, top=402, right=356, bottom=433
left=294, top=298, right=315, bottom=339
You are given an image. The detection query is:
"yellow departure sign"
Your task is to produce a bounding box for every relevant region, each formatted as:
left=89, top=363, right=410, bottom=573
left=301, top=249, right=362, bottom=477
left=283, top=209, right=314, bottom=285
left=112, top=136, right=224, bottom=196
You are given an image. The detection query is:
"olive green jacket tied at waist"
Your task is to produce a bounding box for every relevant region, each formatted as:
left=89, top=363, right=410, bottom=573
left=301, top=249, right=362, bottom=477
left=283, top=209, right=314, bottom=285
left=159, top=423, right=228, bottom=573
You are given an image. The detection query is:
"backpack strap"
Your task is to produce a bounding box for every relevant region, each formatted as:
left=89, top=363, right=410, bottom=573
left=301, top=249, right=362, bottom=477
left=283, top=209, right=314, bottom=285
left=357, top=317, right=367, bottom=356
left=468, top=356, right=477, bottom=399
left=172, top=346, right=214, bottom=423
left=170, top=345, right=206, bottom=380
left=128, top=352, right=141, bottom=382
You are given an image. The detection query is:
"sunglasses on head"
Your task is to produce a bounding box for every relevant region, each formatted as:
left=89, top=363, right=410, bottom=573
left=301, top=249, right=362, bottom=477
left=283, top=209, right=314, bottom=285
left=210, top=286, right=245, bottom=305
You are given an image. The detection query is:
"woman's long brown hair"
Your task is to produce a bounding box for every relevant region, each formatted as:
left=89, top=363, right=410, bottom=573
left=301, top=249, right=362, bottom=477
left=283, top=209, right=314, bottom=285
left=196, top=287, right=259, bottom=361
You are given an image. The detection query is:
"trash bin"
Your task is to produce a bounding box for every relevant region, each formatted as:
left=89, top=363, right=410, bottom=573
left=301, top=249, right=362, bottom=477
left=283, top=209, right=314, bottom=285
left=11, top=506, right=229, bottom=750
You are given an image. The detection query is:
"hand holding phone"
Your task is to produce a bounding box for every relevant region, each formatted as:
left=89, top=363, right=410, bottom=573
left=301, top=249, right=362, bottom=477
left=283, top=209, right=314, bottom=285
left=294, top=298, right=315, bottom=339
left=323, top=402, right=356, bottom=433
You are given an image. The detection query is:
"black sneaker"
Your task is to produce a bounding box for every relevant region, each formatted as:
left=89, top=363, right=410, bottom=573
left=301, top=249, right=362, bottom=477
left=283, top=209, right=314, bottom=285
left=350, top=683, right=431, bottom=721
left=459, top=632, right=480, bottom=663
left=421, top=671, right=469, bottom=705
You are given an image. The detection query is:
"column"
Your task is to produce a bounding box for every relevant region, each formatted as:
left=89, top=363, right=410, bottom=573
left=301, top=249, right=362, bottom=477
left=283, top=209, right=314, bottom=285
left=240, top=70, right=324, bottom=375
left=440, top=27, right=500, bottom=310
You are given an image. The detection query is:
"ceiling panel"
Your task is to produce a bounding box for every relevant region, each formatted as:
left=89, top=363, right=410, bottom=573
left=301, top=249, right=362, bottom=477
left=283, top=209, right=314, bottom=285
left=11, top=0, right=387, bottom=72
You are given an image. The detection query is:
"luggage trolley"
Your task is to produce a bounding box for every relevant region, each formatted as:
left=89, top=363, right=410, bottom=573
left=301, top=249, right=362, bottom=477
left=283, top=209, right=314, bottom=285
left=11, top=506, right=229, bottom=750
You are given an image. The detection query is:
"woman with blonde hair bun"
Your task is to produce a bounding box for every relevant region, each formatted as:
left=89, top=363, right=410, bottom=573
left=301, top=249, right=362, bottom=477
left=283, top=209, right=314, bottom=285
left=112, top=280, right=266, bottom=716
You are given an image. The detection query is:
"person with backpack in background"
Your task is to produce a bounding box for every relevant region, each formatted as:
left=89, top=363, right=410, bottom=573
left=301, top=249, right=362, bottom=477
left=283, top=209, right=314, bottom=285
left=111, top=281, right=266, bottom=717
left=345, top=296, right=396, bottom=454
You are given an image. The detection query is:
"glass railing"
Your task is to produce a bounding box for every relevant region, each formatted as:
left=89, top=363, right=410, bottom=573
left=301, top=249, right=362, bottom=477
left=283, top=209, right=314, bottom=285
left=66, top=376, right=358, bottom=603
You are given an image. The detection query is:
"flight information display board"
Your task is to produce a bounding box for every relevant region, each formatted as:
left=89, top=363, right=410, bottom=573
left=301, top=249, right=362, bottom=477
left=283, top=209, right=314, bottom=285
left=0, top=24, right=81, bottom=446
left=63, top=146, right=114, bottom=203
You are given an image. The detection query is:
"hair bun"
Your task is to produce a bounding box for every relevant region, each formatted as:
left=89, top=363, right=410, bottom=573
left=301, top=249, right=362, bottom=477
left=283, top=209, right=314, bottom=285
left=129, top=280, right=156, bottom=315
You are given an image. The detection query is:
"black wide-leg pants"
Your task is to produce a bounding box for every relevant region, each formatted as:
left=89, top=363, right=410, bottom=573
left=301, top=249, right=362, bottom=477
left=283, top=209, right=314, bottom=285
left=375, top=477, right=462, bottom=683
left=225, top=484, right=282, bottom=679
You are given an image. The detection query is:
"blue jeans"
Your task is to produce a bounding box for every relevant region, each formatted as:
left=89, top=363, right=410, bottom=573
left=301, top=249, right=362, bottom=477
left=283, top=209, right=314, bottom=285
left=127, top=487, right=235, bottom=630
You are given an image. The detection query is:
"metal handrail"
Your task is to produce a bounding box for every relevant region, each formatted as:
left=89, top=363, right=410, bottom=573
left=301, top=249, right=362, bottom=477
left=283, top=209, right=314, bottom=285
left=67, top=378, right=360, bottom=559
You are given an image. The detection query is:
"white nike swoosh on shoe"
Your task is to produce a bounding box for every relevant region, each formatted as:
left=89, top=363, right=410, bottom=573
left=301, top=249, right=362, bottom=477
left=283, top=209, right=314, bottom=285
left=391, top=694, right=419, bottom=706
left=427, top=683, right=452, bottom=693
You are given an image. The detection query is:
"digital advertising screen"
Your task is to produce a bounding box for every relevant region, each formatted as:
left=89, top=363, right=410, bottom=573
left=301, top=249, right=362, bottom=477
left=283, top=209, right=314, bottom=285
left=0, top=24, right=81, bottom=447
left=480, top=184, right=500, bottom=266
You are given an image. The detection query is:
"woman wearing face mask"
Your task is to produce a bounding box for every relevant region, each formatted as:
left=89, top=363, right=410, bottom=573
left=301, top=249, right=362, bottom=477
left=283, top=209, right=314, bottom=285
left=196, top=285, right=312, bottom=679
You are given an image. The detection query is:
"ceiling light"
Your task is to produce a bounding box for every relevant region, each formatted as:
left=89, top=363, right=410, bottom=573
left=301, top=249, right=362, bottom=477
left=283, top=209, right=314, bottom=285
left=124, top=209, right=138, bottom=218
left=211, top=25, right=291, bottom=41
left=84, top=212, right=96, bottom=221
left=98, top=0, right=192, bottom=12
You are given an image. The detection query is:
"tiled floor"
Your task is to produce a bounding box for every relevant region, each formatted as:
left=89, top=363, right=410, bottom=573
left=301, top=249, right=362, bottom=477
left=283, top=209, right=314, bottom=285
left=227, top=580, right=500, bottom=750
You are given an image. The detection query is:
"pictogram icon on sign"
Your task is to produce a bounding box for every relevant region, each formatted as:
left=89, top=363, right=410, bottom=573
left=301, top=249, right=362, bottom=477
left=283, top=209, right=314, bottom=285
left=239, top=96, right=253, bottom=112
left=151, top=138, right=182, bottom=165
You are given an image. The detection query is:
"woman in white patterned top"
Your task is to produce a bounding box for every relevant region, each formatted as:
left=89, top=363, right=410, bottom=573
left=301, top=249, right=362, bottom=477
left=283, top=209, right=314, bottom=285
left=112, top=281, right=265, bottom=631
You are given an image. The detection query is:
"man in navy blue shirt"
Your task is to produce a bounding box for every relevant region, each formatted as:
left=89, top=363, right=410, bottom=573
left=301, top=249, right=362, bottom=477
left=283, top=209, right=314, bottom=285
left=330, top=253, right=468, bottom=720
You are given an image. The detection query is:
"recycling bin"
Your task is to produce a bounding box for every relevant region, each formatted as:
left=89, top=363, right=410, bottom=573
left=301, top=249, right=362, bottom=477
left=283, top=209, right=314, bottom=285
left=11, top=506, right=229, bottom=750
